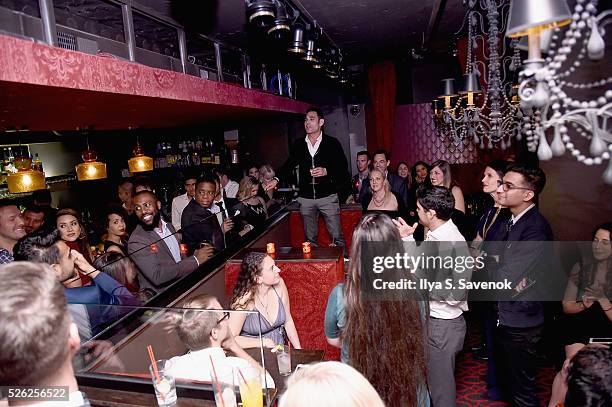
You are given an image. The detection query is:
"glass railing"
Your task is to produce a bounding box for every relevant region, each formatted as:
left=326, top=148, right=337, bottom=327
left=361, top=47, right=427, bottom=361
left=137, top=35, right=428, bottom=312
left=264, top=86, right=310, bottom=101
left=73, top=305, right=277, bottom=405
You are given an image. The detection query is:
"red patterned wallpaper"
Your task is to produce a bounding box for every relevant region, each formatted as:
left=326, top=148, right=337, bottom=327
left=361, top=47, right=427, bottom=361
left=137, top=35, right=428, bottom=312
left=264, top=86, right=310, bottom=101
left=392, top=103, right=479, bottom=166
left=0, top=35, right=309, bottom=130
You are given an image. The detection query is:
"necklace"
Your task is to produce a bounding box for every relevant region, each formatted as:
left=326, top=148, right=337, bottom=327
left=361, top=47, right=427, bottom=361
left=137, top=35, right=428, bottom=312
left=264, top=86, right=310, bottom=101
left=372, top=191, right=386, bottom=207
left=257, top=292, right=270, bottom=317
left=482, top=207, right=502, bottom=240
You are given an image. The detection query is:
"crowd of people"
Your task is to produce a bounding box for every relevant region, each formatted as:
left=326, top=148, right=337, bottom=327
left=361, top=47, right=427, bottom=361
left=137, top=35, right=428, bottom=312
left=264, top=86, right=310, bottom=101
left=0, top=106, right=609, bottom=407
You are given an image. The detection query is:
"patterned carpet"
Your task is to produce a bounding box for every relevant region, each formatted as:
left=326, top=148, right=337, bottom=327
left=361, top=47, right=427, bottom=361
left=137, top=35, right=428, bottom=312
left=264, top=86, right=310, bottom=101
left=455, top=320, right=556, bottom=407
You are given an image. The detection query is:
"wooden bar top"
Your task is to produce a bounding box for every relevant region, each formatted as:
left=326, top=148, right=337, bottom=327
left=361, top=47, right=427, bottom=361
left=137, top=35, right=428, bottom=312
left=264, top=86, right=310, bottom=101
left=228, top=247, right=344, bottom=263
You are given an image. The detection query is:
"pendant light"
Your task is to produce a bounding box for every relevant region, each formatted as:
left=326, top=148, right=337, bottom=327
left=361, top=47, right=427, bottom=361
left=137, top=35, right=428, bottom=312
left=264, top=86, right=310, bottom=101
left=287, top=24, right=306, bottom=54
left=7, top=154, right=46, bottom=194
left=75, top=135, right=107, bottom=181
left=128, top=133, right=153, bottom=173
left=267, top=1, right=291, bottom=40
left=246, top=0, right=276, bottom=28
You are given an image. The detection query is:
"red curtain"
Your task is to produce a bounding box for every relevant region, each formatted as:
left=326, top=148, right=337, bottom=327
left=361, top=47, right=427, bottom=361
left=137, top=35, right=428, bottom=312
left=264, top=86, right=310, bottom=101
left=365, top=61, right=397, bottom=153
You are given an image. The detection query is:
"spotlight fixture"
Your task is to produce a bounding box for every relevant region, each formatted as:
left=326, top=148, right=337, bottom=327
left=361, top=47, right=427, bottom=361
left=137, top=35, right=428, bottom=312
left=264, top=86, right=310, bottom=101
left=267, top=1, right=291, bottom=40
left=303, top=39, right=318, bottom=62
left=312, top=46, right=324, bottom=68
left=246, top=0, right=276, bottom=28
left=287, top=24, right=306, bottom=54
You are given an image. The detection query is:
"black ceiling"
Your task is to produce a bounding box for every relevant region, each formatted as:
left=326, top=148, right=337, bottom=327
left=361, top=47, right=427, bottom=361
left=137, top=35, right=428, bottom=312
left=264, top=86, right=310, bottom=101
left=135, top=0, right=468, bottom=63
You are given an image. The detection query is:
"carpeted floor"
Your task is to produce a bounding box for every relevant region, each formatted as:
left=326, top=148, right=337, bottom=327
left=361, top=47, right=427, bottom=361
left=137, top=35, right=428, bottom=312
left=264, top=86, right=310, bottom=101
left=455, top=320, right=556, bottom=407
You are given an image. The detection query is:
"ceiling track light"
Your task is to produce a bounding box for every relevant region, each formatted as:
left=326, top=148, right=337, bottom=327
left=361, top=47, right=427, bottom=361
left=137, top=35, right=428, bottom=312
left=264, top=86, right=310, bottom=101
left=287, top=25, right=306, bottom=53
left=267, top=1, right=291, bottom=39
left=303, top=39, right=318, bottom=62
left=246, top=0, right=276, bottom=28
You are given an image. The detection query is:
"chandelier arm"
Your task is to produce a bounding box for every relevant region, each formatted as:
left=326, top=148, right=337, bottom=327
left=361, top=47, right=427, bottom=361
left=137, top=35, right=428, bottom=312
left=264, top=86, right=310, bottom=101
left=597, top=10, right=612, bottom=22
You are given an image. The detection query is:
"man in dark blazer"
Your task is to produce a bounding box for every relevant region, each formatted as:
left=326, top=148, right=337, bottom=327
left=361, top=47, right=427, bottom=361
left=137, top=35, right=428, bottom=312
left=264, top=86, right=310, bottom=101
left=211, top=177, right=242, bottom=244
left=267, top=107, right=351, bottom=249
left=493, top=163, right=553, bottom=407
left=181, top=176, right=233, bottom=254
left=129, top=190, right=212, bottom=294
left=372, top=149, right=409, bottom=207
left=350, top=150, right=371, bottom=204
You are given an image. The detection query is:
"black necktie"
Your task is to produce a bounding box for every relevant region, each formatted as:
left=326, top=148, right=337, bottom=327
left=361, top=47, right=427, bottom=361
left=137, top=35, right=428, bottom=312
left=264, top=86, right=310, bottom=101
left=507, top=219, right=514, bottom=232
left=217, top=201, right=226, bottom=220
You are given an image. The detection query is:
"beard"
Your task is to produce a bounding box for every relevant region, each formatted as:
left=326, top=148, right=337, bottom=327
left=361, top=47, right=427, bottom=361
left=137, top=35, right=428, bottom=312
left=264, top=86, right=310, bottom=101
left=139, top=211, right=161, bottom=232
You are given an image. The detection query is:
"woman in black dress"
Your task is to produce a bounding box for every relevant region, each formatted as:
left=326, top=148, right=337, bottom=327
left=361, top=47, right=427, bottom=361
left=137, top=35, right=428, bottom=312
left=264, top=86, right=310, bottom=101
left=361, top=169, right=406, bottom=219
left=562, top=222, right=612, bottom=358
left=101, top=206, right=128, bottom=255
left=235, top=176, right=268, bottom=231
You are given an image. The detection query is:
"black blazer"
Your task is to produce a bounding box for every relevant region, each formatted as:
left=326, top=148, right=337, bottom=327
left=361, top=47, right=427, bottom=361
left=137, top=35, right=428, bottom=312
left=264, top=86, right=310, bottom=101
left=386, top=172, right=409, bottom=207
left=180, top=200, right=224, bottom=253
left=495, top=206, right=553, bottom=328
left=351, top=173, right=370, bottom=203
left=278, top=134, right=351, bottom=200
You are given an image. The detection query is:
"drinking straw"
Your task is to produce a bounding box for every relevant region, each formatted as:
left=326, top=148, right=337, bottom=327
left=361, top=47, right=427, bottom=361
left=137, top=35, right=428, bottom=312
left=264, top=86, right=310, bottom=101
left=147, top=345, right=166, bottom=402
left=208, top=355, right=226, bottom=407
left=237, top=367, right=252, bottom=394
left=147, top=345, right=160, bottom=383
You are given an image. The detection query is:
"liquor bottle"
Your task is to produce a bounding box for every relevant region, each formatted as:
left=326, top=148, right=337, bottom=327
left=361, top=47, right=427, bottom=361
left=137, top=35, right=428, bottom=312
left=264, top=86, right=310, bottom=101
left=34, top=153, right=43, bottom=172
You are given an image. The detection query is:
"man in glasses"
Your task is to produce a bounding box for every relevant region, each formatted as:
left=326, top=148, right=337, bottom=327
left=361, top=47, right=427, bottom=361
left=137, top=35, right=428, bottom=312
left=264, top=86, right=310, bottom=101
left=181, top=176, right=230, bottom=254
left=168, top=294, right=273, bottom=386
left=129, top=190, right=213, bottom=294
left=494, top=163, right=553, bottom=407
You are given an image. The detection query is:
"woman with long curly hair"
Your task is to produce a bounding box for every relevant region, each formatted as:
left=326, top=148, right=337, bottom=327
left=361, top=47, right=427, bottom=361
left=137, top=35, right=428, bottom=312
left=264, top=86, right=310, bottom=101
left=228, top=252, right=301, bottom=349
left=324, top=213, right=429, bottom=406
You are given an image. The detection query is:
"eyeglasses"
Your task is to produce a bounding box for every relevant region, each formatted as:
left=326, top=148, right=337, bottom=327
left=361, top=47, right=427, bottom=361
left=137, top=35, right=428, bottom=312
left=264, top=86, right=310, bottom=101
left=499, top=182, right=533, bottom=192
left=134, top=201, right=155, bottom=212
left=197, top=190, right=216, bottom=197
left=216, top=311, right=230, bottom=325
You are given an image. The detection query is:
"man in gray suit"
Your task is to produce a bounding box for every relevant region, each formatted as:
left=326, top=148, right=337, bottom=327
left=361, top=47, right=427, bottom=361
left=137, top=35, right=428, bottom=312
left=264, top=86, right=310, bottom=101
left=128, top=190, right=213, bottom=294
left=372, top=149, right=409, bottom=207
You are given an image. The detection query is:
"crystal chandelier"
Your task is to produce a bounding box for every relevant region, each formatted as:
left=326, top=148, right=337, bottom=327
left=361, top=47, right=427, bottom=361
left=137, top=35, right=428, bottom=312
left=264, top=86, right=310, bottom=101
left=506, top=0, right=612, bottom=185
left=434, top=0, right=521, bottom=150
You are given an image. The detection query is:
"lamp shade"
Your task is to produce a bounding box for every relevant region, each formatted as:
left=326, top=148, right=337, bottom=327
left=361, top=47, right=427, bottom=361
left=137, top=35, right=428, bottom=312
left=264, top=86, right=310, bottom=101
left=7, top=156, right=45, bottom=193
left=287, top=25, right=305, bottom=53
left=438, top=78, right=458, bottom=98
left=506, top=0, right=571, bottom=38
left=76, top=162, right=107, bottom=180
left=128, top=156, right=153, bottom=173
left=459, top=73, right=482, bottom=94
left=75, top=149, right=107, bottom=181
left=128, top=143, right=153, bottom=173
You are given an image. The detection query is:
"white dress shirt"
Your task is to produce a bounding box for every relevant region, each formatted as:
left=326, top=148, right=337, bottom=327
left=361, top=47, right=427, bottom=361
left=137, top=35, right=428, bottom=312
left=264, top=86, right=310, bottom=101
left=154, top=220, right=181, bottom=263
left=171, top=193, right=191, bottom=231
left=224, top=180, right=239, bottom=199
left=510, top=203, right=535, bottom=225
left=306, top=131, right=322, bottom=157
left=404, top=219, right=470, bottom=319
left=168, top=347, right=275, bottom=389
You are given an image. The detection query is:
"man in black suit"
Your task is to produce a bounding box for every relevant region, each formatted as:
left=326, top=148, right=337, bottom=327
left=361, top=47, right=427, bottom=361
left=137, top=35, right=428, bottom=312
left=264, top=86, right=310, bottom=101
left=181, top=176, right=234, bottom=254
left=372, top=149, right=409, bottom=207
left=493, top=163, right=553, bottom=407
left=212, top=176, right=241, bottom=237
left=350, top=150, right=371, bottom=204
